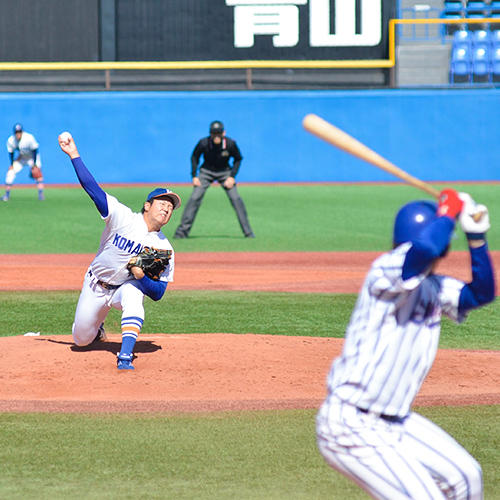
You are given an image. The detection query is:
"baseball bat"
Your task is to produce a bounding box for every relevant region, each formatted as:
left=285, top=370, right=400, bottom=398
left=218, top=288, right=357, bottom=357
left=302, top=113, right=440, bottom=199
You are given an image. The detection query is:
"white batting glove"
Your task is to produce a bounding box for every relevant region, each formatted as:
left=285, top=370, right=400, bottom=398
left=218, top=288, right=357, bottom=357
left=458, top=192, right=490, bottom=239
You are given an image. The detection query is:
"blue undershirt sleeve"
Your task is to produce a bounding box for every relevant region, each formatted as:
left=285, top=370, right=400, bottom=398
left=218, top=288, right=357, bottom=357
left=402, top=216, right=455, bottom=280
left=71, top=157, right=108, bottom=217
left=131, top=276, right=167, bottom=301
left=458, top=243, right=495, bottom=312
left=33, top=148, right=38, bottom=162
left=9, top=152, right=14, bottom=164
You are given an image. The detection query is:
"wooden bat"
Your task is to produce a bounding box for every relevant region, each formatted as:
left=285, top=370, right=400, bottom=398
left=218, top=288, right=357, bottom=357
left=302, top=113, right=440, bottom=199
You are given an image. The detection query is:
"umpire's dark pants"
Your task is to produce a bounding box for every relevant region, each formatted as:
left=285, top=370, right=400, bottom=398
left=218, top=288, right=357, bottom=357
left=174, top=168, right=254, bottom=237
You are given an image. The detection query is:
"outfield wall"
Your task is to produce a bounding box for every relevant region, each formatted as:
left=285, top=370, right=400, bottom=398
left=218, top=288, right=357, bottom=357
left=1, top=89, right=498, bottom=184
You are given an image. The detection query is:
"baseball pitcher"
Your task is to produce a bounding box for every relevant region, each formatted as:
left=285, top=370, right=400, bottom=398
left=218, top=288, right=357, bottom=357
left=316, top=189, right=495, bottom=499
left=58, top=132, right=181, bottom=370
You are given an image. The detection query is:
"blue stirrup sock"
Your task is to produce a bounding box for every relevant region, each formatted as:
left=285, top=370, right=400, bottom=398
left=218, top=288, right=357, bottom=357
left=119, top=316, right=144, bottom=356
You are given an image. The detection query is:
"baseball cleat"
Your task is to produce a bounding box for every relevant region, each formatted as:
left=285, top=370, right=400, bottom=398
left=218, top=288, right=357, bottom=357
left=91, top=323, right=107, bottom=343
left=117, top=353, right=135, bottom=370
left=1, top=194, right=9, bottom=202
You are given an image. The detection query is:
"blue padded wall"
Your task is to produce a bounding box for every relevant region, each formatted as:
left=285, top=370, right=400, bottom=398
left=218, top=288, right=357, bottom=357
left=1, top=89, right=498, bottom=184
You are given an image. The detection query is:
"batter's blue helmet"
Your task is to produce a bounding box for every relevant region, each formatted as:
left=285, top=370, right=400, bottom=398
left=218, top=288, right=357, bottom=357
left=393, top=200, right=438, bottom=246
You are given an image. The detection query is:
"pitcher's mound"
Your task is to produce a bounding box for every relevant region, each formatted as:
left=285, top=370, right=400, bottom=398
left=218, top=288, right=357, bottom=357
left=0, top=334, right=498, bottom=413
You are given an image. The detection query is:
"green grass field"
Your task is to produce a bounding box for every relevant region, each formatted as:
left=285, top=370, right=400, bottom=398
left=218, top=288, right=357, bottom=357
left=1, top=183, right=499, bottom=253
left=1, top=183, right=498, bottom=499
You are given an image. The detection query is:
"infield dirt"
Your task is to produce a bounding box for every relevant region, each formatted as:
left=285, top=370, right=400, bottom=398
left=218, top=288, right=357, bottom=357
left=1, top=251, right=499, bottom=413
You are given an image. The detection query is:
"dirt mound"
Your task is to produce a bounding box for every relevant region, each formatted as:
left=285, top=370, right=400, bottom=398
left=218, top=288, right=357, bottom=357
left=0, top=334, right=498, bottom=413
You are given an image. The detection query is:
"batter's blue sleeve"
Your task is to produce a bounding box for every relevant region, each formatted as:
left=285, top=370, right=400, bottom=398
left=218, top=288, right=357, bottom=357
left=458, top=243, right=495, bottom=312
left=402, top=216, right=455, bottom=280
left=131, top=275, right=167, bottom=301
left=71, top=157, right=108, bottom=217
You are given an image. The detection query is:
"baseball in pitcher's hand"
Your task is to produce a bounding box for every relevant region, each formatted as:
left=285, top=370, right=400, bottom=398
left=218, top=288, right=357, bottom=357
left=192, top=177, right=201, bottom=187
left=58, top=134, right=79, bottom=159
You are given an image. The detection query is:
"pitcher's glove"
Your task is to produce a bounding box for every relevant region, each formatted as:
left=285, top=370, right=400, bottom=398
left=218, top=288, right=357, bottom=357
left=30, top=165, right=43, bottom=181
left=127, top=247, right=172, bottom=280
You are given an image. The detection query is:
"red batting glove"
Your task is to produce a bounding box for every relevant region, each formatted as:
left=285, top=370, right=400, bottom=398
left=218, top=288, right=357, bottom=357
left=437, top=189, right=464, bottom=219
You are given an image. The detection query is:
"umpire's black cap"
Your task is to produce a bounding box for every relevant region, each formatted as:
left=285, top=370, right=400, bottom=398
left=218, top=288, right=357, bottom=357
left=209, top=120, right=224, bottom=134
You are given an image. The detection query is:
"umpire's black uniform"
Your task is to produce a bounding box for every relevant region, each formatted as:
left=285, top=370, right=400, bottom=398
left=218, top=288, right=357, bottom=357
left=174, top=121, right=255, bottom=238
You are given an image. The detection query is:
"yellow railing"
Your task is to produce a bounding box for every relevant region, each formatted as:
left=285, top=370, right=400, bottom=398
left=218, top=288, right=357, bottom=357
left=0, top=18, right=496, bottom=72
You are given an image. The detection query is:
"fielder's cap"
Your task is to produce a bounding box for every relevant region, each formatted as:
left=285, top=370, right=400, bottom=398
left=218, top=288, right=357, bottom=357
left=146, top=187, right=181, bottom=210
left=13, top=123, right=23, bottom=133
left=209, top=120, right=224, bottom=134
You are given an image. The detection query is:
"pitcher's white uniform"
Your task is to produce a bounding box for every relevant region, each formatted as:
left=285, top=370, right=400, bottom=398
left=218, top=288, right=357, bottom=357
left=316, top=243, right=482, bottom=500
left=73, top=193, right=174, bottom=346
left=6, top=131, right=41, bottom=184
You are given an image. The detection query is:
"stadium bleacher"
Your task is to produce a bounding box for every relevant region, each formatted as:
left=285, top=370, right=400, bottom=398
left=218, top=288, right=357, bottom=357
left=448, top=26, right=500, bottom=82
left=441, top=0, right=500, bottom=33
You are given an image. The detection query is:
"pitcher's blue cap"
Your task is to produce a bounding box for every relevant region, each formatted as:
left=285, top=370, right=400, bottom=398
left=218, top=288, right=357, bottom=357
left=13, top=123, right=23, bottom=133
left=146, top=188, right=181, bottom=209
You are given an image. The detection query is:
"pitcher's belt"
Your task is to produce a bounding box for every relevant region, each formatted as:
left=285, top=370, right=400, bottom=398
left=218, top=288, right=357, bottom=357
left=88, top=270, right=120, bottom=290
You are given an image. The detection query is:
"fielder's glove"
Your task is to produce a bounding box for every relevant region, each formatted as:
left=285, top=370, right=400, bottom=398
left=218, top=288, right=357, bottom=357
left=30, top=165, right=42, bottom=181
left=127, top=247, right=172, bottom=280
left=459, top=193, right=490, bottom=240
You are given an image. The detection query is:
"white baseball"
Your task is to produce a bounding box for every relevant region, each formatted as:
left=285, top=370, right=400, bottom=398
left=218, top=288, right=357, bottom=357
left=59, top=131, right=72, bottom=143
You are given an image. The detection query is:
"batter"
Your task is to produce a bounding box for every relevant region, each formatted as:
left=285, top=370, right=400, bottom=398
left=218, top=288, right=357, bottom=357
left=58, top=132, right=181, bottom=370
left=316, top=190, right=495, bottom=499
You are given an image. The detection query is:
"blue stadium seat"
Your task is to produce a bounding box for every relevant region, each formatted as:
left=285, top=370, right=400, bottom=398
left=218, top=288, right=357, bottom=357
left=444, top=0, right=464, bottom=13
left=465, top=0, right=488, bottom=31
left=490, top=29, right=500, bottom=46
left=466, top=0, right=487, bottom=14
left=491, top=47, right=500, bottom=81
left=453, top=29, right=473, bottom=49
left=442, top=12, right=464, bottom=35
left=442, top=1, right=465, bottom=34
left=471, top=29, right=490, bottom=49
left=471, top=46, right=491, bottom=81
left=450, top=46, right=472, bottom=82
left=489, top=0, right=500, bottom=17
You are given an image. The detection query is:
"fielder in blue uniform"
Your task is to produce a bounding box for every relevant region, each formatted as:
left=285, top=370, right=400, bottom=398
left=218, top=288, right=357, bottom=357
left=316, top=189, right=495, bottom=500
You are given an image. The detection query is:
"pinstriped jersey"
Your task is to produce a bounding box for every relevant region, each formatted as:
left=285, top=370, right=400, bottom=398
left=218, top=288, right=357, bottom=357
left=326, top=242, right=466, bottom=418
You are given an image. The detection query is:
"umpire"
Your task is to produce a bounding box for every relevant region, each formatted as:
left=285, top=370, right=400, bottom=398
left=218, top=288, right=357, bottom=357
left=174, top=120, right=255, bottom=238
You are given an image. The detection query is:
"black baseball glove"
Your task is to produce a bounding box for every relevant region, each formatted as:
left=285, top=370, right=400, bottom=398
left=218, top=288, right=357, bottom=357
left=127, top=247, right=172, bottom=280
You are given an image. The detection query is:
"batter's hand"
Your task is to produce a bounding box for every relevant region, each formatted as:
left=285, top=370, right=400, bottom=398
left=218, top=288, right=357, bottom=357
left=459, top=193, right=490, bottom=239
left=223, top=177, right=235, bottom=189
left=58, top=133, right=80, bottom=159
left=192, top=177, right=201, bottom=187
left=437, top=189, right=464, bottom=219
